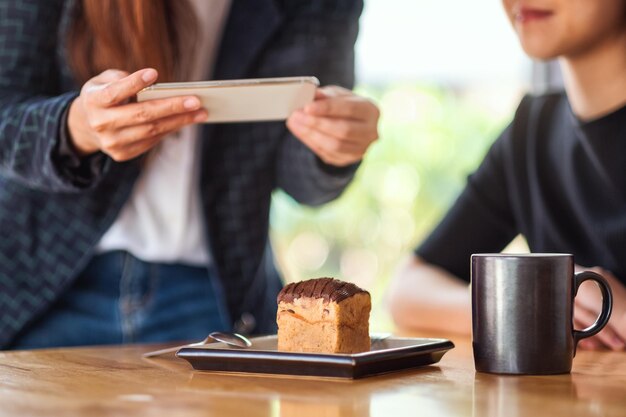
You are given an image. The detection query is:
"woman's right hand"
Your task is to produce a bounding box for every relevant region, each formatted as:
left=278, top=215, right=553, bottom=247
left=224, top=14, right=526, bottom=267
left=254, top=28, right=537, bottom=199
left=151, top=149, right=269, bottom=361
left=67, top=68, right=208, bottom=161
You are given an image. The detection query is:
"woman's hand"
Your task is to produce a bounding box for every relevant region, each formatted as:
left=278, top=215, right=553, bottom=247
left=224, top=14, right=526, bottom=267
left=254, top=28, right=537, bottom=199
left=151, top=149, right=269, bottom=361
left=574, top=265, right=626, bottom=350
left=286, top=86, right=380, bottom=167
left=67, top=68, right=208, bottom=161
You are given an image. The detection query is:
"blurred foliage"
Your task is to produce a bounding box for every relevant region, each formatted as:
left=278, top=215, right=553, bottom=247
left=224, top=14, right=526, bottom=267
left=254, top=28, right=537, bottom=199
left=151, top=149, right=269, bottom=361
left=270, top=83, right=513, bottom=330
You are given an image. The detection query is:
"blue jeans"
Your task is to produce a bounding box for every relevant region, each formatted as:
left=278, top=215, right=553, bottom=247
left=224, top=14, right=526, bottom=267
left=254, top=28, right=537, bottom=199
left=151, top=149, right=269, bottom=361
left=10, top=251, right=231, bottom=349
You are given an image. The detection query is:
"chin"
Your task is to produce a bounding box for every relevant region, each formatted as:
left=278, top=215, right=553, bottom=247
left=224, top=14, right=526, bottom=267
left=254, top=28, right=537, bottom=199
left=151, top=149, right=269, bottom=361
left=522, top=47, right=560, bottom=61
left=518, top=38, right=561, bottom=61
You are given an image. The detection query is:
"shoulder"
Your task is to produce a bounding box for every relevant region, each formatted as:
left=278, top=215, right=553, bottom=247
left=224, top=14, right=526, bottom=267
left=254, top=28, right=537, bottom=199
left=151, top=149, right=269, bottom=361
left=504, top=90, right=568, bottom=146
left=513, top=90, right=568, bottom=128
left=0, top=0, right=67, bottom=19
left=482, top=91, right=569, bottom=171
left=0, top=0, right=68, bottom=43
left=0, top=0, right=69, bottom=93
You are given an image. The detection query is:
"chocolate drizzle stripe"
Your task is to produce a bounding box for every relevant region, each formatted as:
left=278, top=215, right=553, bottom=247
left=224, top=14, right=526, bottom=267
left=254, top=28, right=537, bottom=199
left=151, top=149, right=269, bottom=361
left=292, top=281, right=302, bottom=297
left=311, top=279, right=327, bottom=299
left=318, top=279, right=333, bottom=298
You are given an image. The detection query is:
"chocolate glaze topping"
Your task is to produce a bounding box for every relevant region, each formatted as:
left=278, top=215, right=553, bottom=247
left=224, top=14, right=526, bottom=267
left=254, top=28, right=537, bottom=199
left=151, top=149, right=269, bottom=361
left=277, top=278, right=368, bottom=304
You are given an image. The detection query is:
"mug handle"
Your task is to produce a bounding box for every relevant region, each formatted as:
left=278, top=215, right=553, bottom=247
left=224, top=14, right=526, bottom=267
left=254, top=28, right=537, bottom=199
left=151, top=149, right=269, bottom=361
left=572, top=271, right=613, bottom=347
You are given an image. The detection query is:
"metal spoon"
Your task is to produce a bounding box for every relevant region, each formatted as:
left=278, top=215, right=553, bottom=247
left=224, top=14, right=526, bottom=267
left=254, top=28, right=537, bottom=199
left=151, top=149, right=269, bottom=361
left=208, top=331, right=252, bottom=348
left=142, top=332, right=252, bottom=358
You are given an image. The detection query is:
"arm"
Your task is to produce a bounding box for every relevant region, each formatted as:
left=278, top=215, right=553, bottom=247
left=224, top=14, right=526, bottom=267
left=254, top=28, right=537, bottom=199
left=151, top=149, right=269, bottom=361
left=388, top=256, right=472, bottom=335
left=387, top=124, right=519, bottom=334
left=275, top=136, right=361, bottom=206
left=0, top=1, right=204, bottom=192
left=0, top=0, right=86, bottom=192
left=269, top=0, right=376, bottom=205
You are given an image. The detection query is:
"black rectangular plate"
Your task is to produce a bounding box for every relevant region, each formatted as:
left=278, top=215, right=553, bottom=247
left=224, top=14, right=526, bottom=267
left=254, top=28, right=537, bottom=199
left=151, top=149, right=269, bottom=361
left=176, top=335, right=454, bottom=379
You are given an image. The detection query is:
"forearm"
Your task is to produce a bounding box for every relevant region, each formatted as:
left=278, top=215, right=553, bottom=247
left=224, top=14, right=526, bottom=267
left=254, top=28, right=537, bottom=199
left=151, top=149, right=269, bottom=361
left=0, top=0, right=108, bottom=192
left=387, top=255, right=471, bottom=335
left=0, top=92, right=98, bottom=192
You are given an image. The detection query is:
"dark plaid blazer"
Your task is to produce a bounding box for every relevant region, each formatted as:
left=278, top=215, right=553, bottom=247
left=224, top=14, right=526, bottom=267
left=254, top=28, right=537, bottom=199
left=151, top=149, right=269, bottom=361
left=0, top=0, right=363, bottom=348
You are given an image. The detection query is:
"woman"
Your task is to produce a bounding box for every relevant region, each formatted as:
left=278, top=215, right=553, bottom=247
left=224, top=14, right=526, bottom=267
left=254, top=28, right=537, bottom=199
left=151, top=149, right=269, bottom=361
left=388, top=0, right=626, bottom=350
left=0, top=0, right=379, bottom=349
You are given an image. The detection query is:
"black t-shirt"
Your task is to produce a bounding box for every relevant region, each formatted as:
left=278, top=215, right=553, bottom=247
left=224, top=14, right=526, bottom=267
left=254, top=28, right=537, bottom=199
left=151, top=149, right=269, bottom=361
left=416, top=92, right=626, bottom=284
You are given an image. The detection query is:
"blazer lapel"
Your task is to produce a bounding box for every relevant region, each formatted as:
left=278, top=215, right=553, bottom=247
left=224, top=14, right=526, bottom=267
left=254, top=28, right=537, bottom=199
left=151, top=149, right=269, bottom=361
left=213, top=0, right=283, bottom=79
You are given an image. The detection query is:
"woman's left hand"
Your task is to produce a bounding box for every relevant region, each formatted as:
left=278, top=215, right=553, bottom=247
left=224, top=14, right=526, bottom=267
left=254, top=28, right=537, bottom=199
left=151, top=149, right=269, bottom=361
left=286, top=86, right=380, bottom=167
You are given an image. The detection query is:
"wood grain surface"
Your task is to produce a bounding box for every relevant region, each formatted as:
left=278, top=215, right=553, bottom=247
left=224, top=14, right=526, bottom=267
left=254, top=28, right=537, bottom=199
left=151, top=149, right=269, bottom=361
left=1, top=334, right=624, bottom=417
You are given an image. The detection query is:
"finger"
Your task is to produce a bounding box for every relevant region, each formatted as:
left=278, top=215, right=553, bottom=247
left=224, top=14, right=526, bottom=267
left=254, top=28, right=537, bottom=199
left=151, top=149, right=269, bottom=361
left=314, top=89, right=328, bottom=100
left=106, top=134, right=164, bottom=162
left=91, top=69, right=130, bottom=84
left=287, top=114, right=364, bottom=154
left=574, top=305, right=625, bottom=350
left=95, top=68, right=158, bottom=107
left=304, top=96, right=361, bottom=119
left=113, top=109, right=208, bottom=145
left=287, top=116, right=365, bottom=158
left=98, top=96, right=203, bottom=130
left=287, top=118, right=360, bottom=166
left=574, top=317, right=610, bottom=351
left=290, top=111, right=378, bottom=143
left=574, top=318, right=602, bottom=350
left=316, top=85, right=352, bottom=99
left=578, top=338, right=602, bottom=351
left=304, top=90, right=380, bottom=121
left=100, top=109, right=207, bottom=161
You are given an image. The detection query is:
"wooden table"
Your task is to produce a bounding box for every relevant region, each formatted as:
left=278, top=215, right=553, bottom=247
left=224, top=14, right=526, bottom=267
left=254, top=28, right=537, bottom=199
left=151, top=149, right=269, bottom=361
left=1, top=335, right=624, bottom=417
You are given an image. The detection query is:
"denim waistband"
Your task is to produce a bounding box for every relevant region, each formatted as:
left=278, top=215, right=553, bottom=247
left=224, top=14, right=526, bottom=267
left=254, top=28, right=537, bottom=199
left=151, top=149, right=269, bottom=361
left=10, top=251, right=231, bottom=349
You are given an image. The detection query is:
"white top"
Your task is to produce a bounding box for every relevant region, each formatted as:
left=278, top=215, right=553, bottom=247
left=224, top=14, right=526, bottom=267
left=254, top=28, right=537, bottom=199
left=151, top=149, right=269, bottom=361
left=96, top=0, right=232, bottom=265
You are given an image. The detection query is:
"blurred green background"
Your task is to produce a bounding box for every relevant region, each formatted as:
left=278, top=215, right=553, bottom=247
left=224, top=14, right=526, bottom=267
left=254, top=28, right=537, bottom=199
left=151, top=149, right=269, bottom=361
left=269, top=0, right=531, bottom=331
left=270, top=84, right=514, bottom=330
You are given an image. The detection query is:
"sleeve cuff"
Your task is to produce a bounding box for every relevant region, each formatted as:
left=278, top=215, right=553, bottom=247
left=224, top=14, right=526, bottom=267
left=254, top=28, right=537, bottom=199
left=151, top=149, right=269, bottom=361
left=314, top=156, right=361, bottom=178
left=52, top=101, right=107, bottom=188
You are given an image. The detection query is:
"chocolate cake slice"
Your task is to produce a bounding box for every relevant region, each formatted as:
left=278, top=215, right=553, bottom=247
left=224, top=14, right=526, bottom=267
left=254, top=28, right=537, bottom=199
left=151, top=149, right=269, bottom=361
left=276, top=277, right=371, bottom=354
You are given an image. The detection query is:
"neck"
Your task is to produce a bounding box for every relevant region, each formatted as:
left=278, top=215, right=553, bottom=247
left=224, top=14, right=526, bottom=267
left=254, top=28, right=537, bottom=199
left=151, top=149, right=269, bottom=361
left=559, top=30, right=626, bottom=121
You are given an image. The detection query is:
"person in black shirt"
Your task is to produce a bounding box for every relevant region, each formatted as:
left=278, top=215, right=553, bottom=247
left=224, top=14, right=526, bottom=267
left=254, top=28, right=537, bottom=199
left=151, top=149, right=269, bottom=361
left=387, top=0, right=626, bottom=350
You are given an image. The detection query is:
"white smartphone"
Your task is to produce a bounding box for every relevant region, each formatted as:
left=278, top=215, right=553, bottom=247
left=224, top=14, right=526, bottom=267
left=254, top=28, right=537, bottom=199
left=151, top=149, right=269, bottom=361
left=137, top=76, right=319, bottom=123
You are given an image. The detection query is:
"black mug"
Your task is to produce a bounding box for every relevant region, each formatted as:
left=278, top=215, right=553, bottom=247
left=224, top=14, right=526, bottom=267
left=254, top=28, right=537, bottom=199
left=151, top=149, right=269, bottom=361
left=471, top=253, right=613, bottom=374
